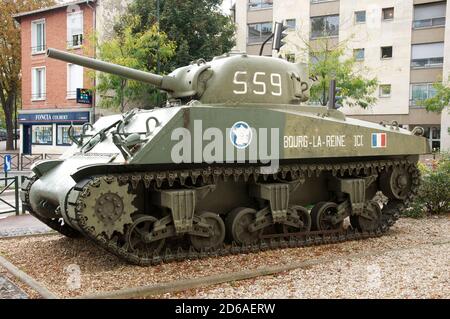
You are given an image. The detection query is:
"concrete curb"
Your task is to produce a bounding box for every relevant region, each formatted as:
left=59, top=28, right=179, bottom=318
left=0, top=254, right=59, bottom=299
left=0, top=231, right=58, bottom=240
left=1, top=170, right=30, bottom=175
left=0, top=189, right=17, bottom=195
left=77, top=239, right=450, bottom=299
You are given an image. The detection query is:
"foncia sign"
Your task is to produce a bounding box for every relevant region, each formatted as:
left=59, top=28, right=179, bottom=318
left=18, top=112, right=90, bottom=123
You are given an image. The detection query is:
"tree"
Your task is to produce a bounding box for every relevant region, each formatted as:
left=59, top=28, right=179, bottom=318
left=0, top=0, right=55, bottom=150
left=118, top=0, right=236, bottom=72
left=420, top=76, right=450, bottom=113
left=94, top=16, right=176, bottom=111
left=287, top=37, right=378, bottom=108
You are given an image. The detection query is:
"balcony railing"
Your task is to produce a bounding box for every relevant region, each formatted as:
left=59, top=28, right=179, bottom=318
left=67, top=34, right=83, bottom=48
left=31, top=93, right=46, bottom=101
left=311, top=29, right=339, bottom=39
left=413, top=17, right=445, bottom=29
left=311, top=0, right=336, bottom=3
left=409, top=99, right=425, bottom=107
left=31, top=45, right=46, bottom=54
left=248, top=0, right=273, bottom=10
left=411, top=57, right=444, bottom=69
left=248, top=36, right=272, bottom=44
left=67, top=91, right=77, bottom=99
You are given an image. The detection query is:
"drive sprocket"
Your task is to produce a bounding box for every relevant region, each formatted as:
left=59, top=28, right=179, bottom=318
left=78, top=177, right=135, bottom=238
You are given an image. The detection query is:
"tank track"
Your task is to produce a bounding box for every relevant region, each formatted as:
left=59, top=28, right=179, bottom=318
left=23, top=159, right=420, bottom=266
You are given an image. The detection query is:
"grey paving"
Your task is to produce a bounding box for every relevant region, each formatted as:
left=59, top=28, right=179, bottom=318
left=0, top=214, right=52, bottom=237
left=0, top=275, right=28, bottom=299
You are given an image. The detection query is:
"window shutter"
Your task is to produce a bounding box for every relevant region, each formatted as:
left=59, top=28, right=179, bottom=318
left=32, top=23, right=37, bottom=49
left=42, top=68, right=46, bottom=97
left=32, top=69, right=36, bottom=97
left=68, top=64, right=83, bottom=97
left=414, top=3, right=446, bottom=20
left=412, top=42, right=444, bottom=59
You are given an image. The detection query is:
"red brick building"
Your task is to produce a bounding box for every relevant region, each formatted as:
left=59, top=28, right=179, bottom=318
left=14, top=0, right=96, bottom=154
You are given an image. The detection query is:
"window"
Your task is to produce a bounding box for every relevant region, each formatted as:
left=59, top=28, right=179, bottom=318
left=286, top=19, right=296, bottom=29
left=31, top=19, right=45, bottom=54
left=311, top=15, right=339, bottom=39
left=382, top=7, right=394, bottom=20
left=355, top=11, right=366, bottom=23
left=31, top=67, right=46, bottom=101
left=379, top=84, right=391, bottom=97
left=381, top=46, right=393, bottom=59
left=411, top=42, right=444, bottom=68
left=354, top=48, right=365, bottom=61
left=311, top=0, right=334, bottom=3
left=413, top=2, right=446, bottom=29
left=248, top=0, right=273, bottom=10
left=67, top=64, right=84, bottom=99
left=248, top=22, right=273, bottom=44
left=410, top=83, right=437, bottom=106
left=420, top=126, right=441, bottom=150
left=57, top=125, right=83, bottom=145
left=67, top=11, right=83, bottom=48
left=32, top=125, right=53, bottom=145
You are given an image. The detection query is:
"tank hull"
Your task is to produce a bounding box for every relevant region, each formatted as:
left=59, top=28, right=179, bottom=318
left=21, top=103, right=427, bottom=265
left=128, top=104, right=429, bottom=165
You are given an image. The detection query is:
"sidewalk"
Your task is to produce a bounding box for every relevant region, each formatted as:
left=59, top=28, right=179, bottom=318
left=0, top=214, right=52, bottom=237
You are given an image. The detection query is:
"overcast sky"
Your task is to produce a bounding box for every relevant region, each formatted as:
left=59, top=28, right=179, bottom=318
left=221, top=0, right=235, bottom=15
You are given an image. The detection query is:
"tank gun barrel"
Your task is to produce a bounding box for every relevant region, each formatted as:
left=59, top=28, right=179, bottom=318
left=47, top=48, right=173, bottom=90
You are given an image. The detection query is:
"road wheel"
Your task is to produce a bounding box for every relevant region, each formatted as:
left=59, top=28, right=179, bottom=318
left=311, top=202, right=343, bottom=231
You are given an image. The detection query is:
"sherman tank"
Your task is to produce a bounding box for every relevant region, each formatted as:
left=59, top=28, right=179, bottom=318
left=21, top=48, right=429, bottom=265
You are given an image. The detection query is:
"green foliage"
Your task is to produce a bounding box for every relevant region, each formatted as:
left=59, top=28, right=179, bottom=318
left=119, top=0, right=236, bottom=72
left=0, top=111, right=6, bottom=129
left=405, top=154, right=450, bottom=218
left=95, top=16, right=176, bottom=110
left=308, top=41, right=378, bottom=108
left=419, top=76, right=450, bottom=113
left=416, top=161, right=430, bottom=175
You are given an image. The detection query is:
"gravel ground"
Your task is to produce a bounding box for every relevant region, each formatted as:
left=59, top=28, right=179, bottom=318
left=0, top=216, right=448, bottom=299
left=163, top=242, right=449, bottom=299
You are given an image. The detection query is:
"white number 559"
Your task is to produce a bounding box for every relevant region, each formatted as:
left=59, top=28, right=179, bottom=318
left=233, top=71, right=282, bottom=96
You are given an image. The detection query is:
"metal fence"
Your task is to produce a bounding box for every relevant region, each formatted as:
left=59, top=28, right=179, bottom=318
left=21, top=154, right=44, bottom=170
left=0, top=153, right=62, bottom=171
left=0, top=177, right=19, bottom=215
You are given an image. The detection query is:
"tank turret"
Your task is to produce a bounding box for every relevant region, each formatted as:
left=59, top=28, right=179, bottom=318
left=47, top=48, right=310, bottom=105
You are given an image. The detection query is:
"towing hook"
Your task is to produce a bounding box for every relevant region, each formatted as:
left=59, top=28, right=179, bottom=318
left=412, top=126, right=425, bottom=136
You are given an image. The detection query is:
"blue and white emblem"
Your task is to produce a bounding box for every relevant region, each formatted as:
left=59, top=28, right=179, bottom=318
left=230, top=121, right=252, bottom=149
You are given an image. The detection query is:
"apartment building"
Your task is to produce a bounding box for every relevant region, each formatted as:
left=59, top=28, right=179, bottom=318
left=13, top=0, right=129, bottom=155
left=233, top=0, right=450, bottom=151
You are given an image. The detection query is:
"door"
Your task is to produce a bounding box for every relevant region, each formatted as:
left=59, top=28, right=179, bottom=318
left=22, top=125, right=32, bottom=155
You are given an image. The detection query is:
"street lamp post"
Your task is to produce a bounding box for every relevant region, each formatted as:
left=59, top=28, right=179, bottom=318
left=156, top=0, right=162, bottom=107
left=14, top=93, right=17, bottom=151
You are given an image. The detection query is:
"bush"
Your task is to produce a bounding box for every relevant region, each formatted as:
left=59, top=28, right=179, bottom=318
left=405, top=154, right=450, bottom=218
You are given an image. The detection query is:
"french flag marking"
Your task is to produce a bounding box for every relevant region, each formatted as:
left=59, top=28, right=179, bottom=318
left=371, top=133, right=387, bottom=148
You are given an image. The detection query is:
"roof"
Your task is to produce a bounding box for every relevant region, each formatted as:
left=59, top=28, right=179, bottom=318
left=13, top=0, right=96, bottom=20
